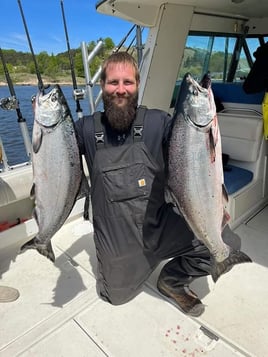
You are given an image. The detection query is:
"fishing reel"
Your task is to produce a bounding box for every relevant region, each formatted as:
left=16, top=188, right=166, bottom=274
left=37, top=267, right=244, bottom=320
left=73, top=88, right=85, bottom=101
left=0, top=96, right=19, bottom=110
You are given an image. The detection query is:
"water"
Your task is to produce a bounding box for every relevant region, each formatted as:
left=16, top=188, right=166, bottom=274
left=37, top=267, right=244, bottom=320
left=0, top=85, right=102, bottom=168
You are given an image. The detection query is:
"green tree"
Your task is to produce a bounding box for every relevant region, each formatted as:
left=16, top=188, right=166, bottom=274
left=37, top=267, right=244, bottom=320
left=36, top=51, right=50, bottom=74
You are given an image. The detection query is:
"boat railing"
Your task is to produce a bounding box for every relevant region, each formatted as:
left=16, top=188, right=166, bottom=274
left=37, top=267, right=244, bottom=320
left=0, top=136, right=9, bottom=171
left=81, top=25, right=144, bottom=115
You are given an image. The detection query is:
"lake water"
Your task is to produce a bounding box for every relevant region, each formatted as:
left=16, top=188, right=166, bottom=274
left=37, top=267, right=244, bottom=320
left=0, top=85, right=102, bottom=168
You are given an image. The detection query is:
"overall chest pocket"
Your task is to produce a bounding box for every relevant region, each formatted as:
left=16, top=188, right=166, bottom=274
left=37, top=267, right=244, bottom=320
left=103, top=162, right=150, bottom=202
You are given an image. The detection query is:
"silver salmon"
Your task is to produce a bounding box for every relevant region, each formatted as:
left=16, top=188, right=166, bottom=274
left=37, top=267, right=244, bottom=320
left=21, top=85, right=89, bottom=262
left=168, top=73, right=252, bottom=282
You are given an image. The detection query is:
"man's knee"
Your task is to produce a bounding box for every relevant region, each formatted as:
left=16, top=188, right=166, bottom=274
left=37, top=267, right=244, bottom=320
left=97, top=281, right=140, bottom=305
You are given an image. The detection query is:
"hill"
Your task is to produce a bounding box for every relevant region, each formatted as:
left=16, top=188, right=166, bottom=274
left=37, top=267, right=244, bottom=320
left=0, top=38, right=116, bottom=86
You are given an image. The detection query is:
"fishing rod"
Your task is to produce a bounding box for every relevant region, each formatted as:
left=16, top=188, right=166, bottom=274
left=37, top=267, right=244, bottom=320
left=90, top=25, right=137, bottom=99
left=0, top=47, right=32, bottom=162
left=60, top=0, right=84, bottom=119
left=17, top=0, right=46, bottom=93
left=113, top=24, right=136, bottom=53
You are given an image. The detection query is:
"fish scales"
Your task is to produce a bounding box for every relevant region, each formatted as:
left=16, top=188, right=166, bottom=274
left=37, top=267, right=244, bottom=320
left=169, top=109, right=226, bottom=259
left=168, top=73, right=252, bottom=282
left=32, top=109, right=81, bottom=239
left=21, top=84, right=87, bottom=262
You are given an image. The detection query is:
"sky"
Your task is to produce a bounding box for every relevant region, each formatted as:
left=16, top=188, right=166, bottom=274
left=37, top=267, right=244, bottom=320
left=0, top=0, right=137, bottom=54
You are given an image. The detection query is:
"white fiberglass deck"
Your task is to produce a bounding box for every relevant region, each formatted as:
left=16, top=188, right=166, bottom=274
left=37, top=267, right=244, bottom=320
left=0, top=206, right=267, bottom=357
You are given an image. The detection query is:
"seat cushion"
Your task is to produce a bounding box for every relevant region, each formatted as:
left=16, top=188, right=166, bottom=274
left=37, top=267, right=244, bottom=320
left=224, top=164, right=253, bottom=195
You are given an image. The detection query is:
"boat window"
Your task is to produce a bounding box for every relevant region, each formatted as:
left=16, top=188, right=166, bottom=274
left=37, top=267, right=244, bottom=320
left=234, top=46, right=250, bottom=81
left=170, top=33, right=268, bottom=107
left=177, top=34, right=249, bottom=82
left=178, top=35, right=236, bottom=82
left=246, top=38, right=261, bottom=58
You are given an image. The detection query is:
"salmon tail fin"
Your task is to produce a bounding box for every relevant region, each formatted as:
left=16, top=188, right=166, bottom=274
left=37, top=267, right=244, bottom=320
left=211, top=249, right=252, bottom=282
left=20, top=238, right=55, bottom=263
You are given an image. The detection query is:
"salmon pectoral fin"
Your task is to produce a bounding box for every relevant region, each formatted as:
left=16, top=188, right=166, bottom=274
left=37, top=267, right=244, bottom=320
left=209, top=127, right=216, bottom=162
left=211, top=249, right=252, bottom=282
left=30, top=183, right=35, bottom=200
left=221, top=184, right=230, bottom=229
left=222, top=183, right=229, bottom=203
left=222, top=209, right=231, bottom=230
left=32, top=126, right=43, bottom=154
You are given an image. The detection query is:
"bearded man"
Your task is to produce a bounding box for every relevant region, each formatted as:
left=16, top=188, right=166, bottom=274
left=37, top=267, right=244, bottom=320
left=75, top=52, right=241, bottom=317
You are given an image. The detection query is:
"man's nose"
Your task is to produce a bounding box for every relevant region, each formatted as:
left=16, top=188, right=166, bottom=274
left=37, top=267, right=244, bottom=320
left=116, top=82, right=126, bottom=94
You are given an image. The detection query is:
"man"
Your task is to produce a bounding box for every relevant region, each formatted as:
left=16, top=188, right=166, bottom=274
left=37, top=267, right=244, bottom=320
left=243, top=41, right=268, bottom=94
left=75, top=52, right=240, bottom=317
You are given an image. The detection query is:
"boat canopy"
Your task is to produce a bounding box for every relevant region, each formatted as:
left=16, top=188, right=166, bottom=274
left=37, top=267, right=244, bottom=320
left=96, top=0, right=268, bottom=27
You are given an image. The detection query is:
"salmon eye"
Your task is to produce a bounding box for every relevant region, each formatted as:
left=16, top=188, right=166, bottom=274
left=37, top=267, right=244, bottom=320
left=51, top=93, right=58, bottom=102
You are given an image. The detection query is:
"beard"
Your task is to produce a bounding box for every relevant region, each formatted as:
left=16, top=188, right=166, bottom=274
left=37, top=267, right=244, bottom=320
left=102, top=91, right=138, bottom=132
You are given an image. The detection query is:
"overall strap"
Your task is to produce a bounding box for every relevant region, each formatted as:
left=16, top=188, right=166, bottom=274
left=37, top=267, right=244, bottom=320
left=133, top=105, right=147, bottom=142
left=93, top=105, right=148, bottom=149
left=93, top=111, right=105, bottom=149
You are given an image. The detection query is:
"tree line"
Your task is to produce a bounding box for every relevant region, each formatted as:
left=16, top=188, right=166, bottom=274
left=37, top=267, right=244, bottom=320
left=0, top=37, right=117, bottom=83
left=0, top=41, right=248, bottom=84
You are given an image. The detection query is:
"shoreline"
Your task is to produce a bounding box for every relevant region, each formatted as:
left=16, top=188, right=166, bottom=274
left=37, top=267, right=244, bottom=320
left=0, top=81, right=84, bottom=87
left=0, top=78, right=86, bottom=87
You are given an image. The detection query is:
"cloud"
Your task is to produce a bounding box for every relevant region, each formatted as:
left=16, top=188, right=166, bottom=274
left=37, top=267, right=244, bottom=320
left=0, top=32, right=28, bottom=51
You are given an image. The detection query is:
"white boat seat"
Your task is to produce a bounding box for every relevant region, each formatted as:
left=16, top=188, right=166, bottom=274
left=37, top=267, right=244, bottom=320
left=218, top=108, right=263, bottom=194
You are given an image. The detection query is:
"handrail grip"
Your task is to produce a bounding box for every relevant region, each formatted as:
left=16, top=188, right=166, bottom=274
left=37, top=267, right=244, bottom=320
left=219, top=107, right=262, bottom=117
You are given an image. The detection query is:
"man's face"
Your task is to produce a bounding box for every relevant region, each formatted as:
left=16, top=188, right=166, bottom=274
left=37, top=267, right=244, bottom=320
left=101, top=62, right=140, bottom=132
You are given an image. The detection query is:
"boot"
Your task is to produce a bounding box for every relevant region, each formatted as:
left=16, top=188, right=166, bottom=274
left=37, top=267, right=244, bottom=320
left=157, top=279, right=205, bottom=317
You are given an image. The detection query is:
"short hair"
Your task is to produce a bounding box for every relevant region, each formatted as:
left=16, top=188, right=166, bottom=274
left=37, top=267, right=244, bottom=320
left=100, top=51, right=140, bottom=83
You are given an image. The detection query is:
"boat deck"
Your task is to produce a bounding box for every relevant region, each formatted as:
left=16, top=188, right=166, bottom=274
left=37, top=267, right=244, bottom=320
left=0, top=204, right=268, bottom=357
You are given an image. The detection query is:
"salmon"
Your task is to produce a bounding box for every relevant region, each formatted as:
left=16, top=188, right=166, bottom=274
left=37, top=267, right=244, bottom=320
left=168, top=73, right=252, bottom=282
left=20, top=85, right=89, bottom=262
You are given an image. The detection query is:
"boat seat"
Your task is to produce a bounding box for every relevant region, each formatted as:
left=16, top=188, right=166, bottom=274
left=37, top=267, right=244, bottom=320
left=217, top=107, right=266, bottom=226
left=223, top=164, right=253, bottom=195
left=212, top=82, right=264, bottom=105
left=218, top=108, right=263, bottom=194
left=219, top=109, right=263, bottom=163
left=218, top=108, right=263, bottom=192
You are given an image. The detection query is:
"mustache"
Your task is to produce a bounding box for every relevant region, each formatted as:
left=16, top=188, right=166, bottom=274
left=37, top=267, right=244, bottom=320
left=102, top=91, right=138, bottom=132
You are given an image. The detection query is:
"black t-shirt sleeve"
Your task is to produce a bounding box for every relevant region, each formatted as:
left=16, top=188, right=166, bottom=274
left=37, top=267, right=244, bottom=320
left=142, top=109, right=172, bottom=167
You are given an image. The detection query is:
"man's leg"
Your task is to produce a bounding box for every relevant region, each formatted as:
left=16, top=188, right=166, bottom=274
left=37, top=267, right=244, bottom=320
left=157, top=239, right=209, bottom=317
left=157, top=225, right=242, bottom=317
